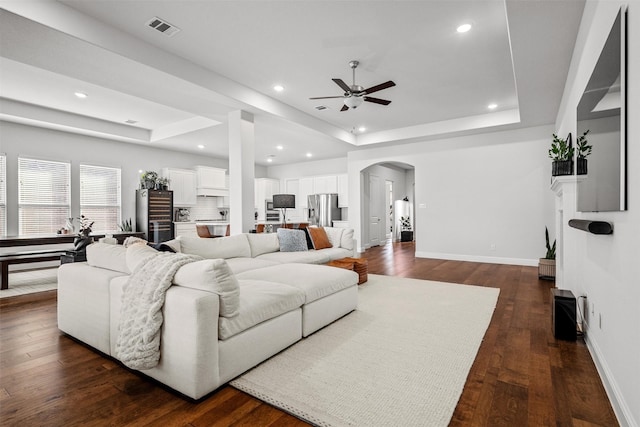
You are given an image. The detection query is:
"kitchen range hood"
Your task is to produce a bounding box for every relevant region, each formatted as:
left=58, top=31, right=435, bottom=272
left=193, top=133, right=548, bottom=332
left=197, top=187, right=229, bottom=197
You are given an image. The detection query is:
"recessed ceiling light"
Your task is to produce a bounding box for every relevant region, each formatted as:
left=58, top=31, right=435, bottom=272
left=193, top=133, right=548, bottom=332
left=197, top=144, right=205, bottom=149
left=487, top=103, right=498, bottom=110
left=273, top=84, right=284, bottom=92
left=125, top=119, right=138, bottom=124
left=306, top=153, right=313, bottom=158
left=358, top=126, right=366, bottom=132
left=276, top=145, right=284, bottom=150
left=74, top=91, right=88, bottom=99
left=267, top=158, right=273, bottom=163
left=457, top=23, right=472, bottom=33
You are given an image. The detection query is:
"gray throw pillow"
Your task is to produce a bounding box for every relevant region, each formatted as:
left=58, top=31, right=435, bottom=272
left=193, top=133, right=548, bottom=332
left=277, top=228, right=308, bottom=252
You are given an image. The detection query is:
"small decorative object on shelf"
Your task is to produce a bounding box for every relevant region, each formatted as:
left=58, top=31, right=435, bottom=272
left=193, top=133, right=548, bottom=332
left=538, top=227, right=556, bottom=280
left=576, top=129, right=591, bottom=175
left=549, top=133, right=574, bottom=176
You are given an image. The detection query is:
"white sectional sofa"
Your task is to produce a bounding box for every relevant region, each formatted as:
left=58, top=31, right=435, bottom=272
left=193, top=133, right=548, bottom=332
left=57, top=227, right=359, bottom=399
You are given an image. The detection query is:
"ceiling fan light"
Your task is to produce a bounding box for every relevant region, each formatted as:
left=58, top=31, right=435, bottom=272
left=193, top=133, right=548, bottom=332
left=344, top=96, right=363, bottom=109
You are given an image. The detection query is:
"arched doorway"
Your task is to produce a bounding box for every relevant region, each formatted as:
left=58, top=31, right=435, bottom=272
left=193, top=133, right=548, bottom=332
left=358, top=162, right=415, bottom=249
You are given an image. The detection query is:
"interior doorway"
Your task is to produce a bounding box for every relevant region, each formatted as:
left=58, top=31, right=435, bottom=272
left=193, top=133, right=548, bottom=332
left=369, top=174, right=382, bottom=247
left=385, top=180, right=393, bottom=241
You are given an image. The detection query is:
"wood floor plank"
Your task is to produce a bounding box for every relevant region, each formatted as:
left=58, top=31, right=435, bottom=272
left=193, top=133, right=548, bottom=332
left=0, top=241, right=618, bottom=426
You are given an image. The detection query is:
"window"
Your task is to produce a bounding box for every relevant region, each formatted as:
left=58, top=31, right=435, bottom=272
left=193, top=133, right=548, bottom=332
left=80, top=164, right=121, bottom=233
left=0, top=155, right=6, bottom=236
left=19, top=157, right=71, bottom=235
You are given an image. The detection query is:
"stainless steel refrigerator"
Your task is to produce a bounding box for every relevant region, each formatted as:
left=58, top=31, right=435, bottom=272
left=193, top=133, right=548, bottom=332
left=308, top=193, right=341, bottom=227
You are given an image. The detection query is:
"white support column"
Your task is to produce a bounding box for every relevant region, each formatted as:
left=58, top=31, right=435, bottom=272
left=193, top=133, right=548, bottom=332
left=550, top=176, right=581, bottom=289
left=228, top=110, right=255, bottom=235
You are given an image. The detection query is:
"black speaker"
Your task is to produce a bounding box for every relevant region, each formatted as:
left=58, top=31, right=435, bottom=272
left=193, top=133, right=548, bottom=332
left=552, top=289, right=577, bottom=340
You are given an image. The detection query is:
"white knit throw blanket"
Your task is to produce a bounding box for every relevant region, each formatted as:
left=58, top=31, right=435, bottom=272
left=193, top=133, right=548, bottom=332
left=115, top=251, right=199, bottom=370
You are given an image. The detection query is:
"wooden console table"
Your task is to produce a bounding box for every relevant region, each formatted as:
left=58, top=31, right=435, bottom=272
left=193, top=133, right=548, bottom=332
left=0, top=232, right=143, bottom=290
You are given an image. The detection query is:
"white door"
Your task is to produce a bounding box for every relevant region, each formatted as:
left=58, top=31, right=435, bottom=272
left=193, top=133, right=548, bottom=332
left=369, top=174, right=382, bottom=247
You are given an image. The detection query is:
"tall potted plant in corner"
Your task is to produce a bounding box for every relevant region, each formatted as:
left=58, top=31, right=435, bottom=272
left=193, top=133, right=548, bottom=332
left=576, top=129, right=591, bottom=175
left=539, top=227, right=556, bottom=280
left=549, top=133, right=574, bottom=176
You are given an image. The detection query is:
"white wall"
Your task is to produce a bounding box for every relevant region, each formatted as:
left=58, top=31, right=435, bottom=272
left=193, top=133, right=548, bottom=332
left=266, top=157, right=347, bottom=179
left=0, top=121, right=257, bottom=235
left=555, top=2, right=639, bottom=426
left=348, top=125, right=555, bottom=262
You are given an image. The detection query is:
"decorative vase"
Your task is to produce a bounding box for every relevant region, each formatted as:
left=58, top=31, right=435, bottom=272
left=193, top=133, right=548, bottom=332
left=552, top=160, right=573, bottom=176
left=538, top=258, right=556, bottom=280
left=73, top=235, right=93, bottom=252
left=576, top=158, right=588, bottom=175
left=65, top=218, right=75, bottom=233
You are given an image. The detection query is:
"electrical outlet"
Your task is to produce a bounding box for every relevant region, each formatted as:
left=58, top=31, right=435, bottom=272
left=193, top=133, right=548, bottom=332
left=591, top=302, right=595, bottom=315
left=490, top=243, right=496, bottom=251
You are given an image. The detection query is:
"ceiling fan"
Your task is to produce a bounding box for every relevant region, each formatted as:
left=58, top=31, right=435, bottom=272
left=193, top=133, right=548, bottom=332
left=310, top=60, right=395, bottom=111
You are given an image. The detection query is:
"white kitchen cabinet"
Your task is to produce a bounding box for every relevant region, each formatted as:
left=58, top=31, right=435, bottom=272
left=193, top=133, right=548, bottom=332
left=283, top=178, right=302, bottom=222
left=255, top=178, right=280, bottom=221
left=195, top=166, right=228, bottom=196
left=337, top=174, right=349, bottom=208
left=162, top=168, right=197, bottom=206
left=314, top=175, right=338, bottom=194
left=299, top=177, right=314, bottom=209
left=174, top=222, right=198, bottom=238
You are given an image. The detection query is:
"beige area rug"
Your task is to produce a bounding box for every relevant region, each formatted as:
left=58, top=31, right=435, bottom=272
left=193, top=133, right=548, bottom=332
left=0, top=268, right=58, bottom=298
left=231, top=274, right=499, bottom=427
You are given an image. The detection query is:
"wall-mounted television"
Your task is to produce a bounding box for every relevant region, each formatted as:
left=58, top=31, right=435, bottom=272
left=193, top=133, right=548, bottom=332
left=576, top=6, right=627, bottom=212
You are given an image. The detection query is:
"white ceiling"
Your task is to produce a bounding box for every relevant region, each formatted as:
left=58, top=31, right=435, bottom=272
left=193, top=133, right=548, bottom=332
left=0, top=0, right=585, bottom=166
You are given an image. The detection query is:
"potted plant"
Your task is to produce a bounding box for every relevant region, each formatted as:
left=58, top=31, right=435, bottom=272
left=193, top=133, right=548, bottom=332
left=549, top=133, right=574, bottom=176
left=538, top=227, right=556, bottom=280
left=157, top=177, right=170, bottom=190
left=140, top=171, right=158, bottom=189
left=400, top=216, right=413, bottom=242
left=119, top=218, right=133, bottom=232
left=73, top=215, right=95, bottom=252
left=576, top=129, right=591, bottom=175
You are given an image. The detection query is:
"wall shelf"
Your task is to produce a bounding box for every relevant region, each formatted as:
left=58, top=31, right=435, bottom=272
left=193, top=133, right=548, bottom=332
left=568, top=219, right=613, bottom=235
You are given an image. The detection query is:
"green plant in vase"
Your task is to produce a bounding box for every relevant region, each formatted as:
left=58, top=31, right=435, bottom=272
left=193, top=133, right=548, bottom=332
left=549, top=133, right=574, bottom=176
left=539, top=227, right=556, bottom=280
left=576, top=129, right=591, bottom=175
left=140, top=171, right=158, bottom=189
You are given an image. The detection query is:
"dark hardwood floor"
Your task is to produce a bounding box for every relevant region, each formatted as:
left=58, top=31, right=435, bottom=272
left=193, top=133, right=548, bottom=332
left=0, top=241, right=618, bottom=426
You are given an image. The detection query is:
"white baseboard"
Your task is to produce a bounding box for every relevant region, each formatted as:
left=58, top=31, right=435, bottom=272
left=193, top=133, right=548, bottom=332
left=585, top=334, right=637, bottom=427
left=415, top=251, right=538, bottom=267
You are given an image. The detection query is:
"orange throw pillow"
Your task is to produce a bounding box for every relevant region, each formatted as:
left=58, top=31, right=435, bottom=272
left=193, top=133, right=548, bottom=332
left=306, top=227, right=332, bottom=250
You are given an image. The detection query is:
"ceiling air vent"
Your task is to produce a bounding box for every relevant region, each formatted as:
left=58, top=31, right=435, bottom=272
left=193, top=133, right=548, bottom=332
left=146, top=17, right=181, bottom=37
left=315, top=105, right=328, bottom=111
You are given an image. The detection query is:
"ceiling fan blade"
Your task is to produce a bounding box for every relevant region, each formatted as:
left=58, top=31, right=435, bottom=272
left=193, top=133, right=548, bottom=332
left=309, top=96, right=345, bottom=100
left=364, top=96, right=391, bottom=105
left=340, top=104, right=349, bottom=112
left=363, top=80, right=396, bottom=95
left=332, top=78, right=351, bottom=93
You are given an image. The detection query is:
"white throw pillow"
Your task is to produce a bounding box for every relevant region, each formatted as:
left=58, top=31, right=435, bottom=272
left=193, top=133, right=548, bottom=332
left=125, top=244, right=159, bottom=272
left=246, top=233, right=280, bottom=257
left=173, top=259, right=240, bottom=317
left=340, top=228, right=355, bottom=251
left=86, top=242, right=129, bottom=273
left=323, top=227, right=344, bottom=248
left=178, top=234, right=251, bottom=259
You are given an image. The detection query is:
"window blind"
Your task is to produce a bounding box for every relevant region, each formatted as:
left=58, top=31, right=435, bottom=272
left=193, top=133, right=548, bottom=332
left=18, top=157, right=71, bottom=235
left=0, top=155, right=6, bottom=236
left=80, top=164, right=121, bottom=233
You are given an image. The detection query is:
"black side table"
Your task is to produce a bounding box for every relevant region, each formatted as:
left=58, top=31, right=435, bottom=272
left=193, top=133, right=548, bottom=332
left=60, top=250, right=87, bottom=264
